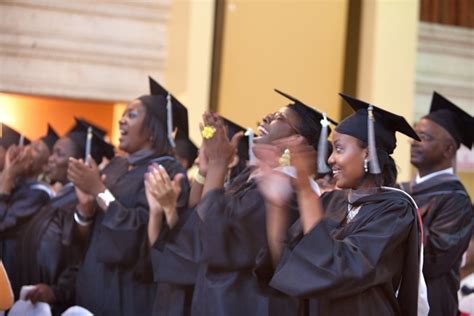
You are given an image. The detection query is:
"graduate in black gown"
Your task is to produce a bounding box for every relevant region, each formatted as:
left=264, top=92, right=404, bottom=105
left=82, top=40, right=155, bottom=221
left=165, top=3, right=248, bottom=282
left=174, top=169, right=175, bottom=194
left=68, top=94, right=189, bottom=316
left=258, top=94, right=423, bottom=315
left=400, top=92, right=474, bottom=316
left=17, top=120, right=114, bottom=314
left=0, top=139, right=52, bottom=298
left=146, top=108, right=259, bottom=316
left=144, top=77, right=195, bottom=315
left=192, top=90, right=335, bottom=316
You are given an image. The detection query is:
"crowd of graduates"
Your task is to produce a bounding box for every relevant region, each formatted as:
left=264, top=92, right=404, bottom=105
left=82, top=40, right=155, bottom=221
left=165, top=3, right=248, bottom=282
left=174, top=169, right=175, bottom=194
left=0, top=76, right=473, bottom=316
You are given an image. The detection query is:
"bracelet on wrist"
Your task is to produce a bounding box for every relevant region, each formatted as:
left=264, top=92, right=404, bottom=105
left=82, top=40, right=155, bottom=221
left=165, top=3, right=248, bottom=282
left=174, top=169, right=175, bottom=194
left=74, top=209, right=94, bottom=226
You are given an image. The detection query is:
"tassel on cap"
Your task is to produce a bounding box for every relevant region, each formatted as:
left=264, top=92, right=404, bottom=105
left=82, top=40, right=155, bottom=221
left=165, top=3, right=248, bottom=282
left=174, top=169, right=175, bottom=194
left=19, top=134, right=25, bottom=146
left=317, top=113, right=331, bottom=174
left=367, top=105, right=381, bottom=174
left=245, top=128, right=255, bottom=165
left=85, top=126, right=93, bottom=163
left=166, top=93, right=176, bottom=148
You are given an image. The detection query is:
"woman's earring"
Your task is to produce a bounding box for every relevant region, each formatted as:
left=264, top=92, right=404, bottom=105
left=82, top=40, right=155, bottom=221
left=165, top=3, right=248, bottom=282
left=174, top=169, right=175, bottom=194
left=363, top=159, right=368, bottom=173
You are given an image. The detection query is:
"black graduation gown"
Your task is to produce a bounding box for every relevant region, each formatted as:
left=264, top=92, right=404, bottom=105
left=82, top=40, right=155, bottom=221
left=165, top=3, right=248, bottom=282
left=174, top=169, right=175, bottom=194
left=192, top=167, right=300, bottom=316
left=75, top=155, right=189, bottom=316
left=18, top=183, right=84, bottom=314
left=150, top=205, right=197, bottom=316
left=0, top=180, right=51, bottom=298
left=266, top=188, right=420, bottom=316
left=401, top=173, right=473, bottom=316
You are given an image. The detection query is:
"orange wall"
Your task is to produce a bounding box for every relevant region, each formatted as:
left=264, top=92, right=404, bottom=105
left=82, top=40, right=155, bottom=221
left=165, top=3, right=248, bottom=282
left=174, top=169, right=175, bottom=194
left=0, top=93, right=116, bottom=143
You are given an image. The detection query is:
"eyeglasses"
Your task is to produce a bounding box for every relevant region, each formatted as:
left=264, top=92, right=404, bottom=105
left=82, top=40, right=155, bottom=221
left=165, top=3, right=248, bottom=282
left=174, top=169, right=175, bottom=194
left=260, top=112, right=299, bottom=133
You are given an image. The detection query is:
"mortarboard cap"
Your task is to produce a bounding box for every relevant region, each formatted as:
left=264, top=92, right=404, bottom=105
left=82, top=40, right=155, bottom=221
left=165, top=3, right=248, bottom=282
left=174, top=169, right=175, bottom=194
left=0, top=123, right=31, bottom=148
left=337, top=93, right=420, bottom=174
left=40, top=124, right=59, bottom=152
left=174, top=137, right=198, bottom=169
left=69, top=118, right=108, bottom=138
left=275, top=89, right=338, bottom=173
left=148, top=76, right=189, bottom=141
left=424, top=91, right=473, bottom=149
left=66, top=118, right=115, bottom=164
left=222, top=117, right=250, bottom=163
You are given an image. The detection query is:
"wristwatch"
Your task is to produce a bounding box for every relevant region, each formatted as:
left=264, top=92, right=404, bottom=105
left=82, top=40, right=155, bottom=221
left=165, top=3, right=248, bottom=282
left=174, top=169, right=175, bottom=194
left=97, top=189, right=116, bottom=209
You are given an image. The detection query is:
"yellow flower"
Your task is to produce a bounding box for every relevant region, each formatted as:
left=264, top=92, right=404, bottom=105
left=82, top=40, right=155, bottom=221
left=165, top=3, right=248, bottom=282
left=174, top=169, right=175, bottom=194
left=201, top=126, right=216, bottom=139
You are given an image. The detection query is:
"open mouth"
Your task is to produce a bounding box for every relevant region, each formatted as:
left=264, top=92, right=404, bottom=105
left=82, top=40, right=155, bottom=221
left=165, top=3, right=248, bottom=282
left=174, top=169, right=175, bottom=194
left=332, top=168, right=342, bottom=178
left=119, top=128, right=128, bottom=140
left=257, top=126, right=269, bottom=136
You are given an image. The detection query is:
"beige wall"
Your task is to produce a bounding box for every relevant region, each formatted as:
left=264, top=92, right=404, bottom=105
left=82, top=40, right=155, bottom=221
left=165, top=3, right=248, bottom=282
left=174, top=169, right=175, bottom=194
left=357, top=0, right=419, bottom=182
left=165, top=0, right=215, bottom=144
left=216, top=0, right=349, bottom=129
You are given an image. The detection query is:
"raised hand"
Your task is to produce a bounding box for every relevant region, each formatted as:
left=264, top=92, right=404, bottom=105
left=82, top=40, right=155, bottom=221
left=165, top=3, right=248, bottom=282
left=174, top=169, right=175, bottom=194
left=289, top=143, right=317, bottom=190
left=256, top=160, right=293, bottom=208
left=4, top=145, right=33, bottom=177
left=147, top=164, right=184, bottom=227
left=201, top=112, right=243, bottom=167
left=145, top=170, right=163, bottom=216
left=67, top=155, right=105, bottom=196
left=252, top=143, right=282, bottom=169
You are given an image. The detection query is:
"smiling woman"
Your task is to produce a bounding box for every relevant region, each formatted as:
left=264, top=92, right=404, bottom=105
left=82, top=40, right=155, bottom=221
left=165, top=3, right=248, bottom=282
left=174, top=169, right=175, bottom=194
left=259, top=93, right=425, bottom=316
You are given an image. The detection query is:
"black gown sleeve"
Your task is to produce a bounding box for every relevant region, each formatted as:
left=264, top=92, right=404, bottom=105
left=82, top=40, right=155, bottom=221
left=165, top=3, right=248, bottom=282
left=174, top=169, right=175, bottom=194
left=151, top=206, right=200, bottom=285
left=96, top=188, right=150, bottom=267
left=270, top=199, right=415, bottom=299
left=196, top=186, right=266, bottom=270
left=0, top=186, right=49, bottom=232
left=423, top=193, right=474, bottom=278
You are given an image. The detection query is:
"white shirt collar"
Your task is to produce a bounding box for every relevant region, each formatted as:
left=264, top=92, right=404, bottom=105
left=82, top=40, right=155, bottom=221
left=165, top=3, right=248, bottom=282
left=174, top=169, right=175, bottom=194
left=415, top=167, right=454, bottom=184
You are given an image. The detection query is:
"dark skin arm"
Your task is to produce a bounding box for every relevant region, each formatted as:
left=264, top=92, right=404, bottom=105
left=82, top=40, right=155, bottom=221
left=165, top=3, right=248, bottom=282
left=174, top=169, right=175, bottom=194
left=0, top=145, right=32, bottom=194
left=188, top=142, right=208, bottom=208
left=290, top=143, right=324, bottom=234
left=67, top=156, right=105, bottom=237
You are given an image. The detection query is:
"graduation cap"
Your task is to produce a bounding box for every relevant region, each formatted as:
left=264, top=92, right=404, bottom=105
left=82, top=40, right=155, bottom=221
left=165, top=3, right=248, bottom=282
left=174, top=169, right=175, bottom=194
left=423, top=91, right=473, bottom=149
left=174, top=137, right=198, bottom=169
left=68, top=118, right=108, bottom=138
left=66, top=118, right=115, bottom=164
left=0, top=123, right=31, bottom=148
left=40, top=124, right=59, bottom=152
left=275, top=89, right=338, bottom=173
left=148, top=76, right=189, bottom=144
left=337, top=93, right=421, bottom=174
left=222, top=117, right=251, bottom=164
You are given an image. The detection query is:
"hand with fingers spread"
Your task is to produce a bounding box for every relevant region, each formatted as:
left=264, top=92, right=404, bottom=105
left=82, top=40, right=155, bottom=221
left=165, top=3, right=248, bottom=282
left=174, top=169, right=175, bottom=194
left=67, top=155, right=106, bottom=197
left=289, top=143, right=317, bottom=191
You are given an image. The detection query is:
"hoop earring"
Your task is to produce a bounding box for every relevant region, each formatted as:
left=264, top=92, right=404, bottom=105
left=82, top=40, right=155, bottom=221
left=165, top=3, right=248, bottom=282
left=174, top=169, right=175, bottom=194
left=364, top=159, right=368, bottom=173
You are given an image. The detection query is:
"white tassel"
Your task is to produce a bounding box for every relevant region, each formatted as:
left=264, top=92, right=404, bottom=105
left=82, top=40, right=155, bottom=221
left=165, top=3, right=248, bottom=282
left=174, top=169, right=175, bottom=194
left=245, top=128, right=255, bottom=165
left=85, top=126, right=93, bottom=164
left=317, top=113, right=331, bottom=174
left=19, top=134, right=25, bottom=146
left=166, top=93, right=176, bottom=148
left=367, top=105, right=381, bottom=174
